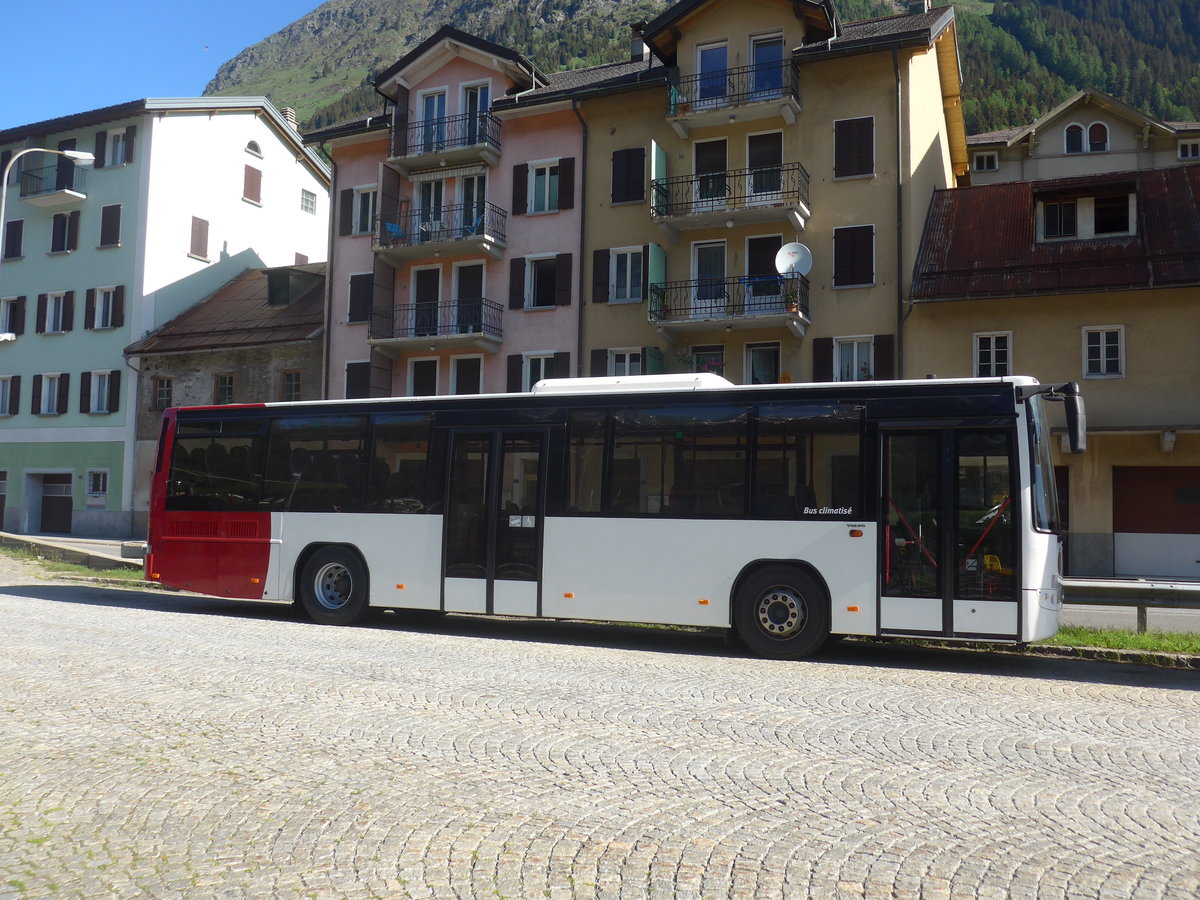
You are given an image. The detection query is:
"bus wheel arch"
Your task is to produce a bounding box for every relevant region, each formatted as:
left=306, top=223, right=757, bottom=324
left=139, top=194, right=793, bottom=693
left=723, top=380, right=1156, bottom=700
left=295, top=543, right=371, bottom=626
left=731, top=561, right=831, bottom=660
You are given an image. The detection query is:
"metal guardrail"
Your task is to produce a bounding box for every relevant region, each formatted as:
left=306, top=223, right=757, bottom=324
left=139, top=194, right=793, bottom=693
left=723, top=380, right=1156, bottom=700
left=20, top=162, right=87, bottom=198
left=1062, top=577, right=1200, bottom=633
left=667, top=60, right=797, bottom=115
left=369, top=297, right=503, bottom=341
left=392, top=112, right=501, bottom=159
left=651, top=162, right=810, bottom=219
left=649, top=273, right=809, bottom=324
left=374, top=202, right=507, bottom=251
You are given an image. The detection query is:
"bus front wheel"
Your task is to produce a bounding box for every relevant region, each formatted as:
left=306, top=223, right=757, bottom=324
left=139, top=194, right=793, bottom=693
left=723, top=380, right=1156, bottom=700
left=734, top=566, right=830, bottom=660
left=299, top=546, right=370, bottom=626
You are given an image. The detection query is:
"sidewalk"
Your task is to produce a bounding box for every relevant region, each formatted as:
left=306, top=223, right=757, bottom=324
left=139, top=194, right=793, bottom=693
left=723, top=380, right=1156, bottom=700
left=0, top=531, right=141, bottom=570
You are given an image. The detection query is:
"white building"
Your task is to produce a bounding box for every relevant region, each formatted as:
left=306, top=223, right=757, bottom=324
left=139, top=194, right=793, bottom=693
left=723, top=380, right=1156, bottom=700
left=0, top=98, right=330, bottom=537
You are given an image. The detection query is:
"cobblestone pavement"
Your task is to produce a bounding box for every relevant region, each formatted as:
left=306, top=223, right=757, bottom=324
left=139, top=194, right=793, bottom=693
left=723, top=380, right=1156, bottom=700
left=2, top=559, right=1199, bottom=899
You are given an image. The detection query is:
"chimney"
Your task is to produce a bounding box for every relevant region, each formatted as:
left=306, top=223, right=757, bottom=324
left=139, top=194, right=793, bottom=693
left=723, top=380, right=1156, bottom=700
left=907, top=0, right=931, bottom=13
left=280, top=107, right=299, bottom=130
left=630, top=24, right=647, bottom=63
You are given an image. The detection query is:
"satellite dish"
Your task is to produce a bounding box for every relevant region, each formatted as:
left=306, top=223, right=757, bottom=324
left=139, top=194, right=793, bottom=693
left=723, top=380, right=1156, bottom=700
left=775, top=242, right=812, bottom=277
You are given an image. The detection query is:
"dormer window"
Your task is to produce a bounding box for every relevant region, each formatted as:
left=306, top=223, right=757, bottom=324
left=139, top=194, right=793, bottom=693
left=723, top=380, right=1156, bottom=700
left=1037, top=184, right=1134, bottom=241
left=1179, top=140, right=1200, bottom=160
left=1043, top=200, right=1077, bottom=238
left=1065, top=125, right=1083, bottom=154
left=972, top=151, right=998, bottom=172
left=1088, top=123, right=1109, bottom=152
left=1065, top=123, right=1108, bottom=154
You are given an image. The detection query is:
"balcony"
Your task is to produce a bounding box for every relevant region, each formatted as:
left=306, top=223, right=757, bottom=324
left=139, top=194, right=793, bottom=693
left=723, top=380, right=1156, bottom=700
left=666, top=60, right=799, bottom=137
left=649, top=274, right=810, bottom=338
left=368, top=298, right=504, bottom=357
left=389, top=112, right=501, bottom=173
left=373, top=202, right=507, bottom=264
left=651, top=162, right=810, bottom=236
left=18, top=163, right=87, bottom=209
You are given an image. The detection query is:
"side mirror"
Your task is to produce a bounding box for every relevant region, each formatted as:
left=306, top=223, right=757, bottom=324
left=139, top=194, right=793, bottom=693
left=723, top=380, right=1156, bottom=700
left=1062, top=382, right=1086, bottom=454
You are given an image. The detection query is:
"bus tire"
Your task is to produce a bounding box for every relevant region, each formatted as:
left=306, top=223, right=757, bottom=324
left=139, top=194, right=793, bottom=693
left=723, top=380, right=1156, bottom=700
left=733, top=566, right=830, bottom=660
left=299, top=546, right=370, bottom=626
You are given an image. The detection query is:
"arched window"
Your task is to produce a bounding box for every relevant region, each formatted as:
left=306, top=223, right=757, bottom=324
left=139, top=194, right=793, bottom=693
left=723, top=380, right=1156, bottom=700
left=1088, top=122, right=1109, bottom=153
left=1064, top=124, right=1084, bottom=154
left=245, top=140, right=262, bottom=157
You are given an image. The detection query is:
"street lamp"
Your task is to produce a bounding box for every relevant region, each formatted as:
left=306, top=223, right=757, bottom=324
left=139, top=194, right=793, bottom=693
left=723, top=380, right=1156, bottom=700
left=0, top=147, right=95, bottom=275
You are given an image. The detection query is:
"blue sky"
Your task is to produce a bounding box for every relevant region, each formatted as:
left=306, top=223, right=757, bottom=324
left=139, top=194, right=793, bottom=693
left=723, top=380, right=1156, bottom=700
left=2, top=0, right=321, bottom=130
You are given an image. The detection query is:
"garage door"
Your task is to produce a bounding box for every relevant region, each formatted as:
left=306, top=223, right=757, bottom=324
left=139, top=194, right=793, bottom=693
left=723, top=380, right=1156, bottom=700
left=1113, top=467, right=1200, bottom=578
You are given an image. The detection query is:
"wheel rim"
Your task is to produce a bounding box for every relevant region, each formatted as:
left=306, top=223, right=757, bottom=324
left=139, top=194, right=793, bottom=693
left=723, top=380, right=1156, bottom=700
left=313, top=562, right=352, bottom=610
left=755, top=586, right=806, bottom=639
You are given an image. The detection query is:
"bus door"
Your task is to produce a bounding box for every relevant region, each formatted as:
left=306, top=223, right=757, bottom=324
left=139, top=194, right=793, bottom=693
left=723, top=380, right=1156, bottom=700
left=442, top=429, right=547, bottom=616
left=879, top=427, right=1019, bottom=639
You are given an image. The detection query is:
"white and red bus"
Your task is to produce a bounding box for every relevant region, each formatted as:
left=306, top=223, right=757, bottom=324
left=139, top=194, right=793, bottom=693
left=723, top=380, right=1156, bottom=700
left=146, top=374, right=1084, bottom=659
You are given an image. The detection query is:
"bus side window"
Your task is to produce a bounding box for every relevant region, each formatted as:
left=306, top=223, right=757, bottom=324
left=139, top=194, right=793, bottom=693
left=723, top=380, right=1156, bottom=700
left=754, top=403, right=863, bottom=518
left=368, top=413, right=432, bottom=513
left=566, top=410, right=605, bottom=514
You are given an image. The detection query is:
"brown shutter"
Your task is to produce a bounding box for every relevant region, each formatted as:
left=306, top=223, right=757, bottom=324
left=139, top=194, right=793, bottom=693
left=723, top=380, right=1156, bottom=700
left=610, top=150, right=628, bottom=204
left=338, top=188, right=354, bottom=236
left=554, top=253, right=572, bottom=306
left=31, top=375, right=42, bottom=414
left=100, top=205, right=121, bottom=247
left=67, top=210, right=79, bottom=251
left=51, top=214, right=67, bottom=252
left=855, top=118, right=874, bottom=176
left=57, top=373, right=70, bottom=414
left=3, top=220, right=22, bottom=259
left=834, top=120, right=851, bottom=177
left=113, top=287, right=125, bottom=327
left=7, top=375, right=18, bottom=415
left=873, top=334, right=895, bottom=380
left=108, top=370, right=121, bottom=413
left=592, top=249, right=610, bottom=303
left=243, top=165, right=262, bottom=203
left=62, top=292, right=74, bottom=332
left=190, top=217, right=208, bottom=257
left=590, top=348, right=608, bottom=376
left=511, top=164, right=528, bottom=215
left=123, top=125, right=137, bottom=163
left=509, top=258, right=526, bottom=309
left=12, top=297, right=24, bottom=335
left=506, top=354, right=522, bottom=392
left=94, top=131, right=107, bottom=168
left=558, top=157, right=575, bottom=210
left=348, top=274, right=372, bottom=323
left=85, top=289, right=96, bottom=330
left=36, top=295, right=46, bottom=333
left=345, top=362, right=370, bottom=399
left=833, top=226, right=873, bottom=287
left=812, top=337, right=834, bottom=382
left=80, top=372, right=92, bottom=413
left=551, top=351, right=572, bottom=379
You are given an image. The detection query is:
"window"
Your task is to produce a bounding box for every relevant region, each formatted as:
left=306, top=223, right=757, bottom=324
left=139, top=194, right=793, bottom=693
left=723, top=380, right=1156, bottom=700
left=153, top=377, right=173, bottom=411
left=355, top=188, right=377, bottom=235
left=832, top=225, right=874, bottom=287
left=1094, top=195, right=1130, bottom=234
left=530, top=162, right=560, bottom=213
left=36, top=373, right=67, bottom=415
left=525, top=354, right=553, bottom=391
left=1, top=296, right=24, bottom=336
left=746, top=342, right=780, bottom=384
left=610, top=349, right=641, bottom=376
left=301, top=189, right=317, bottom=214
left=2, top=220, right=22, bottom=260
left=281, top=371, right=302, bottom=402
left=1043, top=200, right=1077, bottom=238
left=108, top=131, right=127, bottom=166
left=691, top=344, right=725, bottom=377
left=452, top=357, right=482, bottom=395
left=88, top=286, right=123, bottom=330
left=214, top=373, right=235, bottom=405
left=39, top=293, right=72, bottom=334
left=975, top=332, right=1011, bottom=377
left=611, top=248, right=644, bottom=302
left=972, top=151, right=998, bottom=172
left=410, top=359, right=438, bottom=396
left=1088, top=123, right=1109, bottom=153
left=697, top=42, right=729, bottom=104
left=835, top=337, right=874, bottom=382
left=83, top=370, right=118, bottom=414
left=527, top=255, right=562, bottom=308
left=99, top=204, right=121, bottom=247
left=1065, top=124, right=1084, bottom=154
left=190, top=217, right=209, bottom=259
left=610, top=148, right=646, bottom=204
left=1178, top=140, right=1200, bottom=160
left=748, top=132, right=783, bottom=197
left=1083, top=326, right=1123, bottom=378
left=50, top=211, right=79, bottom=252
left=834, top=117, right=874, bottom=178
left=245, top=141, right=262, bottom=157
left=86, top=470, right=108, bottom=508
left=750, top=35, right=785, bottom=97
left=243, top=165, right=262, bottom=204
left=0, top=376, right=16, bottom=416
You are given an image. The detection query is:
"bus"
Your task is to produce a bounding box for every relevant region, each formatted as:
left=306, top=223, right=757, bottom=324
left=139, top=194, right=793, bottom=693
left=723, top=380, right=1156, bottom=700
left=146, top=374, right=1085, bottom=659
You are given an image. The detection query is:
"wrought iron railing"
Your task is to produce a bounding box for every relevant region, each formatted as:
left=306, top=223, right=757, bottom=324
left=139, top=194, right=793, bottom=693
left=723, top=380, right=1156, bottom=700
left=392, top=112, right=501, bottom=159
left=649, top=274, right=809, bottom=323
left=370, top=298, right=503, bottom=341
left=651, top=162, right=810, bottom=218
left=19, top=163, right=87, bottom=198
left=667, top=59, right=797, bottom=115
left=374, top=201, right=507, bottom=251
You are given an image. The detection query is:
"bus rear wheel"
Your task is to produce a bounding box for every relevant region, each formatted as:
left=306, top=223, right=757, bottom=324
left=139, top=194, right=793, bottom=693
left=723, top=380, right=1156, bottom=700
left=734, top=566, right=830, bottom=660
left=299, top=546, right=370, bottom=626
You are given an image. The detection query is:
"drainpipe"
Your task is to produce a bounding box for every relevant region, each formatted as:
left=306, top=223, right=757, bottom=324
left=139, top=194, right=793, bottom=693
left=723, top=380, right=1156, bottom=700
left=893, top=48, right=906, bottom=380
left=572, top=99, right=588, bottom=376
left=320, top=146, right=337, bottom=399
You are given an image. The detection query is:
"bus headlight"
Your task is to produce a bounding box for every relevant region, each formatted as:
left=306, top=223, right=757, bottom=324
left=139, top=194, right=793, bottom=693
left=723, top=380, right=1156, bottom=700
left=1038, top=587, right=1062, bottom=610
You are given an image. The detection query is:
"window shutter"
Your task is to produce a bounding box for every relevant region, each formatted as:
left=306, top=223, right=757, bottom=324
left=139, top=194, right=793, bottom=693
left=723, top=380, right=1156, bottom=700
left=590, top=348, right=608, bottom=376
left=94, top=132, right=107, bottom=169
left=113, top=287, right=125, bottom=327
left=190, top=217, right=208, bottom=258
left=812, top=337, right=834, bottom=382
left=641, top=245, right=650, bottom=300
left=108, top=369, right=121, bottom=413
left=873, top=334, right=895, bottom=380
left=124, top=125, right=136, bottom=163
left=31, top=375, right=41, bottom=414
left=511, top=164, right=528, bottom=215
left=833, top=226, right=873, bottom=287
left=558, top=157, right=575, bottom=210
left=338, top=189, right=354, bottom=236
left=243, top=165, right=262, bottom=203
left=85, top=289, right=96, bottom=330
left=555, top=253, right=572, bottom=306
left=62, top=292, right=74, bottom=332
left=100, top=205, right=121, bottom=247
left=51, top=214, right=67, bottom=253
left=80, top=371, right=92, bottom=414
left=67, top=210, right=79, bottom=251
left=506, top=354, right=522, bottom=392
left=8, top=375, right=18, bottom=415
left=348, top=274, right=372, bottom=323
left=854, top=119, right=874, bottom=176
left=629, top=148, right=646, bottom=201
left=509, top=258, right=526, bottom=309
left=12, top=297, right=24, bottom=335
left=592, top=249, right=610, bottom=302
left=3, top=220, right=22, bottom=259
left=610, top=151, right=628, bottom=204
left=642, top=346, right=665, bottom=375
left=57, top=373, right=70, bottom=414
left=36, top=295, right=46, bottom=334
left=345, top=362, right=370, bottom=399
left=551, top=351, right=571, bottom=379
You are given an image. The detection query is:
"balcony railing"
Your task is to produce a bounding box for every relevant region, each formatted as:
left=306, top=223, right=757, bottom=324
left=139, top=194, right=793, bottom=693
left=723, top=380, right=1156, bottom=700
left=649, top=274, right=809, bottom=324
left=369, top=298, right=503, bottom=341
left=374, top=201, right=507, bottom=251
left=667, top=59, right=798, bottom=115
left=652, top=162, right=810, bottom=219
left=19, top=163, right=87, bottom=199
left=391, top=112, right=501, bottom=160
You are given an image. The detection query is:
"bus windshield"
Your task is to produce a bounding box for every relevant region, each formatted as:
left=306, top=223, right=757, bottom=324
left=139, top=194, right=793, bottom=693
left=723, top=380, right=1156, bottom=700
left=1027, top=394, right=1061, bottom=533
